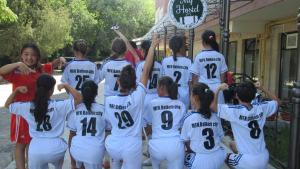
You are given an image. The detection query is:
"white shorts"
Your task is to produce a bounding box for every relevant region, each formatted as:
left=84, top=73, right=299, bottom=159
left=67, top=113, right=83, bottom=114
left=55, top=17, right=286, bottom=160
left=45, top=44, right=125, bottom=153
left=149, top=136, right=184, bottom=169
left=178, top=86, right=190, bottom=109
left=70, top=136, right=105, bottom=168
left=185, top=147, right=226, bottom=169
left=105, top=135, right=142, bottom=169
left=227, top=150, right=269, bottom=169
left=28, top=138, right=67, bottom=169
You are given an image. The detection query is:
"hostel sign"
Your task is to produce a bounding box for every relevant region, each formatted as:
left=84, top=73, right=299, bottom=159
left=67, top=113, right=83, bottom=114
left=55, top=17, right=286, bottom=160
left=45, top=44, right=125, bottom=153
left=168, top=0, right=208, bottom=29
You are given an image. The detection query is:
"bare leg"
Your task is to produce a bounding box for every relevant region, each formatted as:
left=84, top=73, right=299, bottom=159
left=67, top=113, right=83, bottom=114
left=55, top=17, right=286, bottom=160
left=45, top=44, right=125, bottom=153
left=230, top=141, right=238, bottom=154
left=15, top=143, right=27, bottom=169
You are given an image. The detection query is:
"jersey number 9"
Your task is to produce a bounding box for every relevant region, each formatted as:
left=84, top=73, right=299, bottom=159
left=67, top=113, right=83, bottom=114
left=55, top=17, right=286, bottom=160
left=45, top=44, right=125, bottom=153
left=161, top=111, right=173, bottom=130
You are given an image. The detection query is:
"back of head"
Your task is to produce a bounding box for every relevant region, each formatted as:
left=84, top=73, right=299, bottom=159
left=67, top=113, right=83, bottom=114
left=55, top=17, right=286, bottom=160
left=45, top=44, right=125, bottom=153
left=119, top=65, right=136, bottom=93
left=158, top=76, right=178, bottom=100
left=201, top=30, right=219, bottom=52
left=169, top=35, right=184, bottom=61
left=235, top=81, right=257, bottom=103
left=141, top=40, right=151, bottom=59
left=111, top=38, right=127, bottom=58
left=33, top=74, right=56, bottom=123
left=81, top=80, right=98, bottom=111
left=192, top=82, right=214, bottom=119
left=73, top=39, right=88, bottom=56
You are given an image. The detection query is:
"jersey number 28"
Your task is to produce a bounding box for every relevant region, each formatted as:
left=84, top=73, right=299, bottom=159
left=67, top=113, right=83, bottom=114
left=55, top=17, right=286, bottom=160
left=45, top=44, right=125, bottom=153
left=36, top=115, right=52, bottom=132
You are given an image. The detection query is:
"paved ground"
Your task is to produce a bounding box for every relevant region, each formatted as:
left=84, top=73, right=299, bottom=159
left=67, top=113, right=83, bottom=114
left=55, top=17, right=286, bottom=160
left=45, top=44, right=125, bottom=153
left=0, top=75, right=271, bottom=169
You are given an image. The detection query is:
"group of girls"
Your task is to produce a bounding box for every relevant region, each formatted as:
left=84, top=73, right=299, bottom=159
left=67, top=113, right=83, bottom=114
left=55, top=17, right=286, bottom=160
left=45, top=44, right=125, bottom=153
left=1, top=28, right=280, bottom=169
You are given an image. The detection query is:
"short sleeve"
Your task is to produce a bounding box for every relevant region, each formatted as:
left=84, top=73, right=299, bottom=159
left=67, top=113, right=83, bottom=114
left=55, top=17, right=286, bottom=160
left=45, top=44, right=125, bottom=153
left=261, top=101, right=278, bottom=117
left=3, top=71, right=16, bottom=83
left=190, top=55, right=200, bottom=76
left=144, top=102, right=153, bottom=125
left=132, top=83, right=147, bottom=104
left=180, top=116, right=191, bottom=141
left=66, top=112, right=76, bottom=131
left=217, top=104, right=235, bottom=121
left=42, top=63, right=53, bottom=74
left=54, top=99, right=75, bottom=117
left=9, top=102, right=31, bottom=116
left=61, top=65, right=69, bottom=83
left=220, top=55, right=228, bottom=73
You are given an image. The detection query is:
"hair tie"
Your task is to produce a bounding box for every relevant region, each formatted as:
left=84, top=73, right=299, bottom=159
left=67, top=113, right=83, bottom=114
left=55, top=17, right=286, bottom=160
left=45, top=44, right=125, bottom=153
left=209, top=35, right=214, bottom=40
left=204, top=88, right=209, bottom=93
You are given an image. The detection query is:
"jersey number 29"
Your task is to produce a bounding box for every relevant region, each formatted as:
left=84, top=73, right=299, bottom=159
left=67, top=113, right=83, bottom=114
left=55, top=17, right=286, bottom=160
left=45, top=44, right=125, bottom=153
left=115, top=111, right=134, bottom=129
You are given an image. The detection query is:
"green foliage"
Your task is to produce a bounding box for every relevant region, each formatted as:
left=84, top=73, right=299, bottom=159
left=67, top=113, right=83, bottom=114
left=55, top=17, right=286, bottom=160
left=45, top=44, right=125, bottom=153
left=0, top=0, right=17, bottom=23
left=0, top=0, right=155, bottom=62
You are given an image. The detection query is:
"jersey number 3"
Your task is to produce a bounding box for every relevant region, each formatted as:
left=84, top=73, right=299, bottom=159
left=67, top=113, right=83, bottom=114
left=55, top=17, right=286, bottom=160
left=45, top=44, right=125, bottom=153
left=202, top=128, right=215, bottom=150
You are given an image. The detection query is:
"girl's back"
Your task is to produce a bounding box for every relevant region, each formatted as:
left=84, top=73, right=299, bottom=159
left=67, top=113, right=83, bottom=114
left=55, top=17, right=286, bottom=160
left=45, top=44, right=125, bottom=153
left=99, top=58, right=131, bottom=96
left=181, top=112, right=223, bottom=153
left=162, top=56, right=191, bottom=87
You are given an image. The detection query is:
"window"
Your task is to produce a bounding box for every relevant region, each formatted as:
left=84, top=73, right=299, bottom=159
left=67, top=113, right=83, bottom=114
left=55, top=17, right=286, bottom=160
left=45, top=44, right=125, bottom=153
left=279, top=32, right=298, bottom=101
left=243, top=38, right=259, bottom=79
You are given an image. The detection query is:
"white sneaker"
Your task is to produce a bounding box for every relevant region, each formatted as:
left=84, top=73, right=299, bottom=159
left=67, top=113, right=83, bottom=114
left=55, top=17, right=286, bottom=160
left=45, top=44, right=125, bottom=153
left=142, top=158, right=152, bottom=166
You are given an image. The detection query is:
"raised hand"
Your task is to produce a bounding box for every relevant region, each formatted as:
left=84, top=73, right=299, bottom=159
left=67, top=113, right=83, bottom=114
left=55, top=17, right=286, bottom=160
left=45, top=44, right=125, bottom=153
left=16, top=86, right=28, bottom=94
left=218, top=83, right=229, bottom=91
left=17, top=62, right=35, bottom=75
left=57, top=84, right=66, bottom=91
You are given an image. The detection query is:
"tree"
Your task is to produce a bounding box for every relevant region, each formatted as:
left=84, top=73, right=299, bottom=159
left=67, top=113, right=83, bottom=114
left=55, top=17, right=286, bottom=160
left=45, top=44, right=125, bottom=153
left=0, top=0, right=17, bottom=23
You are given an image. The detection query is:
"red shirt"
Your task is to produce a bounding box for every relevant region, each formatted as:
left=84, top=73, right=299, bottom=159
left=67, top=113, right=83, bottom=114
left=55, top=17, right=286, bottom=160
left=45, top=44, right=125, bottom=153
left=124, top=49, right=144, bottom=66
left=3, top=63, right=53, bottom=102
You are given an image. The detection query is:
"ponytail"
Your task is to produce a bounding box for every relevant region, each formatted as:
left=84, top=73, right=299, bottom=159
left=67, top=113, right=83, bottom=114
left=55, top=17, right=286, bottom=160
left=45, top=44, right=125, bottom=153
left=33, top=74, right=56, bottom=123
left=158, top=76, right=178, bottom=100
left=81, top=80, right=98, bottom=111
left=192, top=83, right=214, bottom=119
left=169, top=35, right=184, bottom=61
left=201, top=30, right=220, bottom=52
left=141, top=40, right=156, bottom=80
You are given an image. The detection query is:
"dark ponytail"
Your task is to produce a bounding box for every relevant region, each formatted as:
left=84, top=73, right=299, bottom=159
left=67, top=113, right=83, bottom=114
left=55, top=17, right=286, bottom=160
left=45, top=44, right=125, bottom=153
left=73, top=39, right=88, bottom=56
left=81, top=80, right=98, bottom=111
left=119, top=65, right=136, bottom=93
left=201, top=30, right=219, bottom=52
left=33, top=74, right=56, bottom=123
left=169, top=35, right=184, bottom=61
left=141, top=40, right=156, bottom=80
left=158, top=76, right=178, bottom=100
left=192, top=83, right=214, bottom=119
left=111, top=38, right=127, bottom=59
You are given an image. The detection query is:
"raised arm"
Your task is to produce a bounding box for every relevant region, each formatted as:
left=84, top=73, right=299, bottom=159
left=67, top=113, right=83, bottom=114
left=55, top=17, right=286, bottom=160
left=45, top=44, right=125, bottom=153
left=140, top=34, right=160, bottom=86
left=211, top=83, right=228, bottom=112
left=5, top=86, right=28, bottom=108
left=0, top=62, right=35, bottom=75
left=113, top=29, right=140, bottom=63
left=51, top=57, right=66, bottom=69
left=255, top=82, right=281, bottom=105
left=57, top=84, right=82, bottom=106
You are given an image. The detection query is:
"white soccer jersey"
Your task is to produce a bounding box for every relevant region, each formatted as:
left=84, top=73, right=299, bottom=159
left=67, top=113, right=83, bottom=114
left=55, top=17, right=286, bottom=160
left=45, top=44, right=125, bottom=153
left=135, top=61, right=162, bottom=94
left=105, top=83, right=146, bottom=137
left=9, top=99, right=75, bottom=138
left=162, top=56, right=192, bottom=87
left=61, top=60, right=100, bottom=92
left=190, top=50, right=228, bottom=84
left=67, top=103, right=106, bottom=141
left=217, top=101, right=278, bottom=154
left=146, top=97, right=186, bottom=139
left=181, top=112, right=224, bottom=153
left=99, top=58, right=131, bottom=97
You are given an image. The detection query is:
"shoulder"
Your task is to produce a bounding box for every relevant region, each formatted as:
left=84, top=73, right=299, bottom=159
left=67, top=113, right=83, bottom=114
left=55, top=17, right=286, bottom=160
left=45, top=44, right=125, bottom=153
left=182, top=111, right=196, bottom=123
